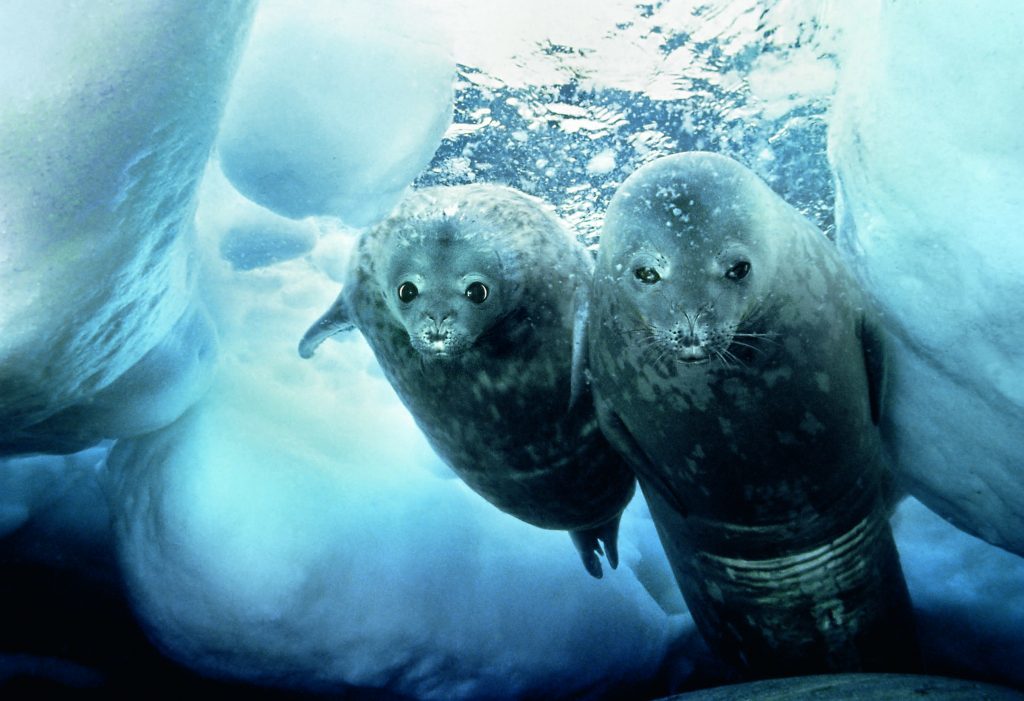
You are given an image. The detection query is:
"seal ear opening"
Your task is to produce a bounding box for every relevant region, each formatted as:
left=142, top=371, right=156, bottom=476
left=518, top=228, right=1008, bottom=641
left=298, top=292, right=355, bottom=359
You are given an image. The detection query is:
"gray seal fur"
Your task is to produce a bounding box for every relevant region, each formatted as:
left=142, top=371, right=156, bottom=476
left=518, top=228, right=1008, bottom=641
left=301, top=183, right=635, bottom=577
left=589, top=152, right=918, bottom=674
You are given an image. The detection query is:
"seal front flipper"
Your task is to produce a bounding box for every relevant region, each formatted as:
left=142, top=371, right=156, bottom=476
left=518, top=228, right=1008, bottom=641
left=569, top=284, right=590, bottom=410
left=859, top=313, right=888, bottom=425
left=599, top=406, right=688, bottom=518
left=569, top=513, right=622, bottom=579
left=860, top=311, right=903, bottom=510
left=299, top=290, right=356, bottom=358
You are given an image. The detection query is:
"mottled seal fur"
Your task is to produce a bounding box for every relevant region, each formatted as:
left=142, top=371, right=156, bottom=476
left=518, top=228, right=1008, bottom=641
left=301, top=184, right=635, bottom=577
left=589, top=152, right=918, bottom=674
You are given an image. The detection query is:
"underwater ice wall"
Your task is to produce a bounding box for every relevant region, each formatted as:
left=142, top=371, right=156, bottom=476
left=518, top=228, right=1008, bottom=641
left=0, top=0, right=256, bottom=455
left=828, top=0, right=1024, bottom=555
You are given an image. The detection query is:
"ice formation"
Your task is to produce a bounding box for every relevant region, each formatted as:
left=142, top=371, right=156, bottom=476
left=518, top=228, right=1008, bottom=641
left=217, top=0, right=455, bottom=226
left=0, top=1, right=255, bottom=455
left=0, top=0, right=675, bottom=695
left=829, top=0, right=1024, bottom=555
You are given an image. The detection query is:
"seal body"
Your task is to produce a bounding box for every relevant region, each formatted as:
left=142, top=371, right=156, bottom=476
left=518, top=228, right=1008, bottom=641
left=301, top=184, right=635, bottom=577
left=589, top=152, right=917, bottom=674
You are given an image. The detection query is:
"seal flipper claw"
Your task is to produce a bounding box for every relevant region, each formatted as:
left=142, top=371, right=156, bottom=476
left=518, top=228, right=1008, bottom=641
left=569, top=529, right=604, bottom=579
left=299, top=292, right=355, bottom=359
left=570, top=514, right=623, bottom=578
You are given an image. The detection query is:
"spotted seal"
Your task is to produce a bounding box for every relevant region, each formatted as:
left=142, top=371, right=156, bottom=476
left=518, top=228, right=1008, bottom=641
left=300, top=184, right=636, bottom=577
left=589, top=152, right=918, bottom=674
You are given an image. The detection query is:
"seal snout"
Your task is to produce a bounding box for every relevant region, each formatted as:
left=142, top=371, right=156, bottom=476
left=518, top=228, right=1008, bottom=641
left=666, top=321, right=711, bottom=364
left=410, top=315, right=468, bottom=360
left=424, top=326, right=448, bottom=343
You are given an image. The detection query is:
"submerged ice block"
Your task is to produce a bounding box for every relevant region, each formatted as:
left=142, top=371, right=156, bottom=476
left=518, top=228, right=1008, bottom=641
left=829, top=0, right=1024, bottom=554
left=217, top=0, right=455, bottom=227
left=105, top=251, right=673, bottom=699
left=0, top=1, right=255, bottom=454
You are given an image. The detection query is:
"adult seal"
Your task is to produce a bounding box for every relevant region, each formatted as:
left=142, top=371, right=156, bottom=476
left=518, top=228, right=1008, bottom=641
left=300, top=184, right=636, bottom=577
left=588, top=152, right=918, bottom=675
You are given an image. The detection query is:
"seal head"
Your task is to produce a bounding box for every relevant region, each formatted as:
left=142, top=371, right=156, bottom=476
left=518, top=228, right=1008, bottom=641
left=598, top=152, right=785, bottom=371
left=379, top=207, right=524, bottom=361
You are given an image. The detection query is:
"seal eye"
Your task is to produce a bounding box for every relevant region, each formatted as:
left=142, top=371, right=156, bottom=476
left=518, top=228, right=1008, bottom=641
left=465, top=281, right=489, bottom=304
left=634, top=267, right=661, bottom=284
left=397, top=282, right=419, bottom=304
left=726, top=261, right=751, bottom=280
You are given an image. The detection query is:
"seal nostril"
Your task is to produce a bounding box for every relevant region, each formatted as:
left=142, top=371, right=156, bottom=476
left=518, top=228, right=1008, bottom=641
left=671, top=325, right=699, bottom=348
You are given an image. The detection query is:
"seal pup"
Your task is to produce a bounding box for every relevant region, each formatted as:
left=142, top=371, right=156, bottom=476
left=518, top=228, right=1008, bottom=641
left=300, top=184, right=636, bottom=577
left=589, top=152, right=918, bottom=674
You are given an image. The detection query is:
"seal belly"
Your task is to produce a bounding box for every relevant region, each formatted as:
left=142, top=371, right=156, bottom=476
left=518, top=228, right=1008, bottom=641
left=371, top=319, right=635, bottom=533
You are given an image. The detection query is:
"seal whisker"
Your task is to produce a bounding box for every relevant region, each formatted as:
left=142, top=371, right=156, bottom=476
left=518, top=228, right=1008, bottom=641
left=712, top=349, right=734, bottom=369
left=733, top=331, right=780, bottom=342
left=655, top=346, right=676, bottom=368
left=728, top=339, right=767, bottom=355
left=719, top=347, right=746, bottom=368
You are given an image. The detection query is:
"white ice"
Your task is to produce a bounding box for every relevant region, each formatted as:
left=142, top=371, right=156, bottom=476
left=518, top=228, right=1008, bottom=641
left=0, top=2, right=677, bottom=695
left=0, top=1, right=254, bottom=454
left=216, top=0, right=455, bottom=227
left=828, top=0, right=1024, bottom=555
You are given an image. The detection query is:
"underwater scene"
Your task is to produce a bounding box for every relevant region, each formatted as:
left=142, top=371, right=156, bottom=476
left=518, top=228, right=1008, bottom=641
left=1, top=0, right=1023, bottom=698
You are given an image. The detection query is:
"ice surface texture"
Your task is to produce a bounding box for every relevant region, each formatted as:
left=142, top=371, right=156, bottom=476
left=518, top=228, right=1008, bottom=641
left=0, top=0, right=255, bottom=455
left=829, top=0, right=1024, bottom=555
